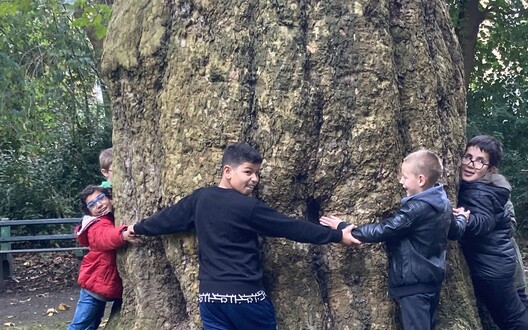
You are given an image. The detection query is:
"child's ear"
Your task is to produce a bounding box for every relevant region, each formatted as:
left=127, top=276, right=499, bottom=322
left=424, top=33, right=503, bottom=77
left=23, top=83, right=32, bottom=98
left=418, top=174, right=427, bottom=187
left=488, top=166, right=497, bottom=174
left=223, top=165, right=232, bottom=180
left=101, top=168, right=109, bottom=178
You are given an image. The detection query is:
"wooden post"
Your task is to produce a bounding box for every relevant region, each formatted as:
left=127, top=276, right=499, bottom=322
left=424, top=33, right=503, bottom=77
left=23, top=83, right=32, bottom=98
left=0, top=217, right=13, bottom=289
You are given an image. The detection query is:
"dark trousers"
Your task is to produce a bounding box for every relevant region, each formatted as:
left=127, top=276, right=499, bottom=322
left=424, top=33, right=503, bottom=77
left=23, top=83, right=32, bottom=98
left=518, top=288, right=528, bottom=310
left=472, top=276, right=528, bottom=330
left=199, top=298, right=276, bottom=330
left=395, top=291, right=440, bottom=330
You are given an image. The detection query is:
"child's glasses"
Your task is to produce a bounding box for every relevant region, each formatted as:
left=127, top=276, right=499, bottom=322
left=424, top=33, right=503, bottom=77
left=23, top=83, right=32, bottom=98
left=87, top=193, right=107, bottom=209
left=461, top=155, right=489, bottom=170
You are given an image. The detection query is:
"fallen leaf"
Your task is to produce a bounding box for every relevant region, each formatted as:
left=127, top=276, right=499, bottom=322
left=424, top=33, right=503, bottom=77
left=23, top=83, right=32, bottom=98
left=46, top=308, right=58, bottom=316
left=58, top=303, right=71, bottom=311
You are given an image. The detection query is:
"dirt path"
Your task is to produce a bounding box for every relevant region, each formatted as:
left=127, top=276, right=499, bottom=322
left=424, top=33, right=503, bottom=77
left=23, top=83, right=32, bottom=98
left=1, top=286, right=79, bottom=328
left=0, top=252, right=111, bottom=329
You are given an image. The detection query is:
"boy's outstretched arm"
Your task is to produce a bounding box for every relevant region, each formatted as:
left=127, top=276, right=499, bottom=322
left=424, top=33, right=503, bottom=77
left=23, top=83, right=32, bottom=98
left=341, top=225, right=363, bottom=245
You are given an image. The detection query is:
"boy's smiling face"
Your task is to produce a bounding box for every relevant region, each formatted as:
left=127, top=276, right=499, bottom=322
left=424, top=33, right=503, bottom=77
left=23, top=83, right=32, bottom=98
left=399, top=161, right=425, bottom=197
left=222, top=161, right=260, bottom=196
left=460, top=146, right=493, bottom=182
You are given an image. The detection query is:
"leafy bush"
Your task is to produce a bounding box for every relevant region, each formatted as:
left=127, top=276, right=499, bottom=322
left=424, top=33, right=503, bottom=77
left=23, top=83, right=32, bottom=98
left=0, top=1, right=111, bottom=221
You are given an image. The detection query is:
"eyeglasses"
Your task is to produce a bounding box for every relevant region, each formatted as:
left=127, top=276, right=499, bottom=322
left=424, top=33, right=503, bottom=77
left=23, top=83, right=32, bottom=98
left=87, top=193, right=107, bottom=209
left=461, top=155, right=489, bottom=170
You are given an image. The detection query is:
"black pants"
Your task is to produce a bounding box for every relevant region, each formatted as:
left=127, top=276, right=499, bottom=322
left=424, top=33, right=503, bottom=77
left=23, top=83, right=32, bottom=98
left=472, top=276, right=528, bottom=330
left=199, top=298, right=276, bottom=330
left=396, top=291, right=440, bottom=330
left=517, top=288, right=528, bottom=310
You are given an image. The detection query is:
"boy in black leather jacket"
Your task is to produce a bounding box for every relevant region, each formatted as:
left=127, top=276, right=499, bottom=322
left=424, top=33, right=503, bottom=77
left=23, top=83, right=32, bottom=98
left=320, top=149, right=468, bottom=330
left=457, top=135, right=528, bottom=329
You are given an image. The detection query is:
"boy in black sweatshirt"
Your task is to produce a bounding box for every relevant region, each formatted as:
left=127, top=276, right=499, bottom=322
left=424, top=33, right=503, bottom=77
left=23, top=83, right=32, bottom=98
left=124, top=142, right=359, bottom=329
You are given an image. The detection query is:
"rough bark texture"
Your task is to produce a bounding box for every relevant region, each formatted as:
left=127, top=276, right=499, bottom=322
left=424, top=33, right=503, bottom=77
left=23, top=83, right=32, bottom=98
left=101, top=0, right=479, bottom=329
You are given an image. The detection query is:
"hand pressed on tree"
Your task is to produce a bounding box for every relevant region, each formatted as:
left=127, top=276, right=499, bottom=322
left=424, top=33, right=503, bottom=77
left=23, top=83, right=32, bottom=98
left=319, top=215, right=344, bottom=229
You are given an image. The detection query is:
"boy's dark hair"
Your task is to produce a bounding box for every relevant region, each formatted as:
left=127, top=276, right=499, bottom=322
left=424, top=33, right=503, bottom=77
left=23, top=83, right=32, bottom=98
left=99, top=147, right=113, bottom=170
left=79, top=184, right=112, bottom=215
left=404, top=149, right=443, bottom=187
left=466, top=135, right=502, bottom=167
left=221, top=142, right=263, bottom=168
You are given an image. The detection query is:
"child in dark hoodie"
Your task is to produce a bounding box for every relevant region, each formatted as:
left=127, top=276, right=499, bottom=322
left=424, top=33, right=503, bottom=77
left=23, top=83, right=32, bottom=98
left=457, top=135, right=528, bottom=329
left=68, top=185, right=139, bottom=330
left=320, top=149, right=469, bottom=330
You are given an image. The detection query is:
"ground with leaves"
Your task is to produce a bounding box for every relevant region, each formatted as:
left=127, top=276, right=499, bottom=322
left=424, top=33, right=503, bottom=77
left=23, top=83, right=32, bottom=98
left=0, top=252, right=110, bottom=329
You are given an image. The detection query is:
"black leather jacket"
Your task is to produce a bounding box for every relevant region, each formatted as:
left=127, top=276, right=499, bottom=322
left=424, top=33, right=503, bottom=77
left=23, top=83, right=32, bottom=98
left=458, top=179, right=515, bottom=279
left=339, top=185, right=466, bottom=297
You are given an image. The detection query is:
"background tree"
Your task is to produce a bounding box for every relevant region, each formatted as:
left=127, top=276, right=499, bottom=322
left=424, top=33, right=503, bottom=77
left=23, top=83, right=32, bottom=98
left=448, top=0, right=528, bottom=232
left=102, top=0, right=480, bottom=328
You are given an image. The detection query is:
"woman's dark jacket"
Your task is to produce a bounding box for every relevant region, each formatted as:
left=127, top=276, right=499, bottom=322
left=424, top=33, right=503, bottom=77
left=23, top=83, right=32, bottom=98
left=338, top=184, right=466, bottom=297
left=458, top=176, right=515, bottom=280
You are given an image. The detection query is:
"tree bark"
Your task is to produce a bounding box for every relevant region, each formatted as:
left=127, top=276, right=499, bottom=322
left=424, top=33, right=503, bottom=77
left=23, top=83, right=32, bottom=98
left=101, top=0, right=479, bottom=328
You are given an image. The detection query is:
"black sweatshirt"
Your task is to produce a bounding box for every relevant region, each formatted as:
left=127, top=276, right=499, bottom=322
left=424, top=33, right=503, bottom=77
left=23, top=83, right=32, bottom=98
left=133, top=186, right=343, bottom=295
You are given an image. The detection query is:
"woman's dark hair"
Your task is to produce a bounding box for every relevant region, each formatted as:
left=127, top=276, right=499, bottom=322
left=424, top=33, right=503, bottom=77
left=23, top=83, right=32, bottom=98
left=79, top=184, right=112, bottom=215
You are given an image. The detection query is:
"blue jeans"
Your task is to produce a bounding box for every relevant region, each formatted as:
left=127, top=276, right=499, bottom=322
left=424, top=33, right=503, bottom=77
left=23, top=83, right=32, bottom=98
left=199, top=298, right=277, bottom=330
left=67, top=288, right=106, bottom=330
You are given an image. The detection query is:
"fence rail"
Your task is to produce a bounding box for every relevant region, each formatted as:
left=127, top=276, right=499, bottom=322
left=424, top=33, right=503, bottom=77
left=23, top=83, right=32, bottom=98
left=0, top=217, right=86, bottom=287
left=0, top=218, right=85, bottom=254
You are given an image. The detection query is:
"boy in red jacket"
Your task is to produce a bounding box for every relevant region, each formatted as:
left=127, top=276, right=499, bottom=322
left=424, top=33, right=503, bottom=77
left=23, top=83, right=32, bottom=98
left=68, top=185, right=139, bottom=330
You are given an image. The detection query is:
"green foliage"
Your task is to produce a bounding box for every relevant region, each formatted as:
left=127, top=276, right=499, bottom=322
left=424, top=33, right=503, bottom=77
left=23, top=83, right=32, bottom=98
left=449, top=0, right=528, bottom=233
left=67, top=0, right=112, bottom=40
left=468, top=1, right=528, bottom=233
left=0, top=0, right=111, bottom=220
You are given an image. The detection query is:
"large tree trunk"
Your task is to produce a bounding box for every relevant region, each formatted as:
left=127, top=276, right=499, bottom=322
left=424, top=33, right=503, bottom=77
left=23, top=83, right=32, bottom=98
left=101, top=0, right=479, bottom=328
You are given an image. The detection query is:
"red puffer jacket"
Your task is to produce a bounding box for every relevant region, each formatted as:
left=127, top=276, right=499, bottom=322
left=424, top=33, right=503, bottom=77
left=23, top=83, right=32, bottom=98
left=75, top=213, right=127, bottom=299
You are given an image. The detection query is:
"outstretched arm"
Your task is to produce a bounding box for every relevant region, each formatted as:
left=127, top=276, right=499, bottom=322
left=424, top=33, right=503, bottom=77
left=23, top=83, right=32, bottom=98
left=133, top=194, right=195, bottom=236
